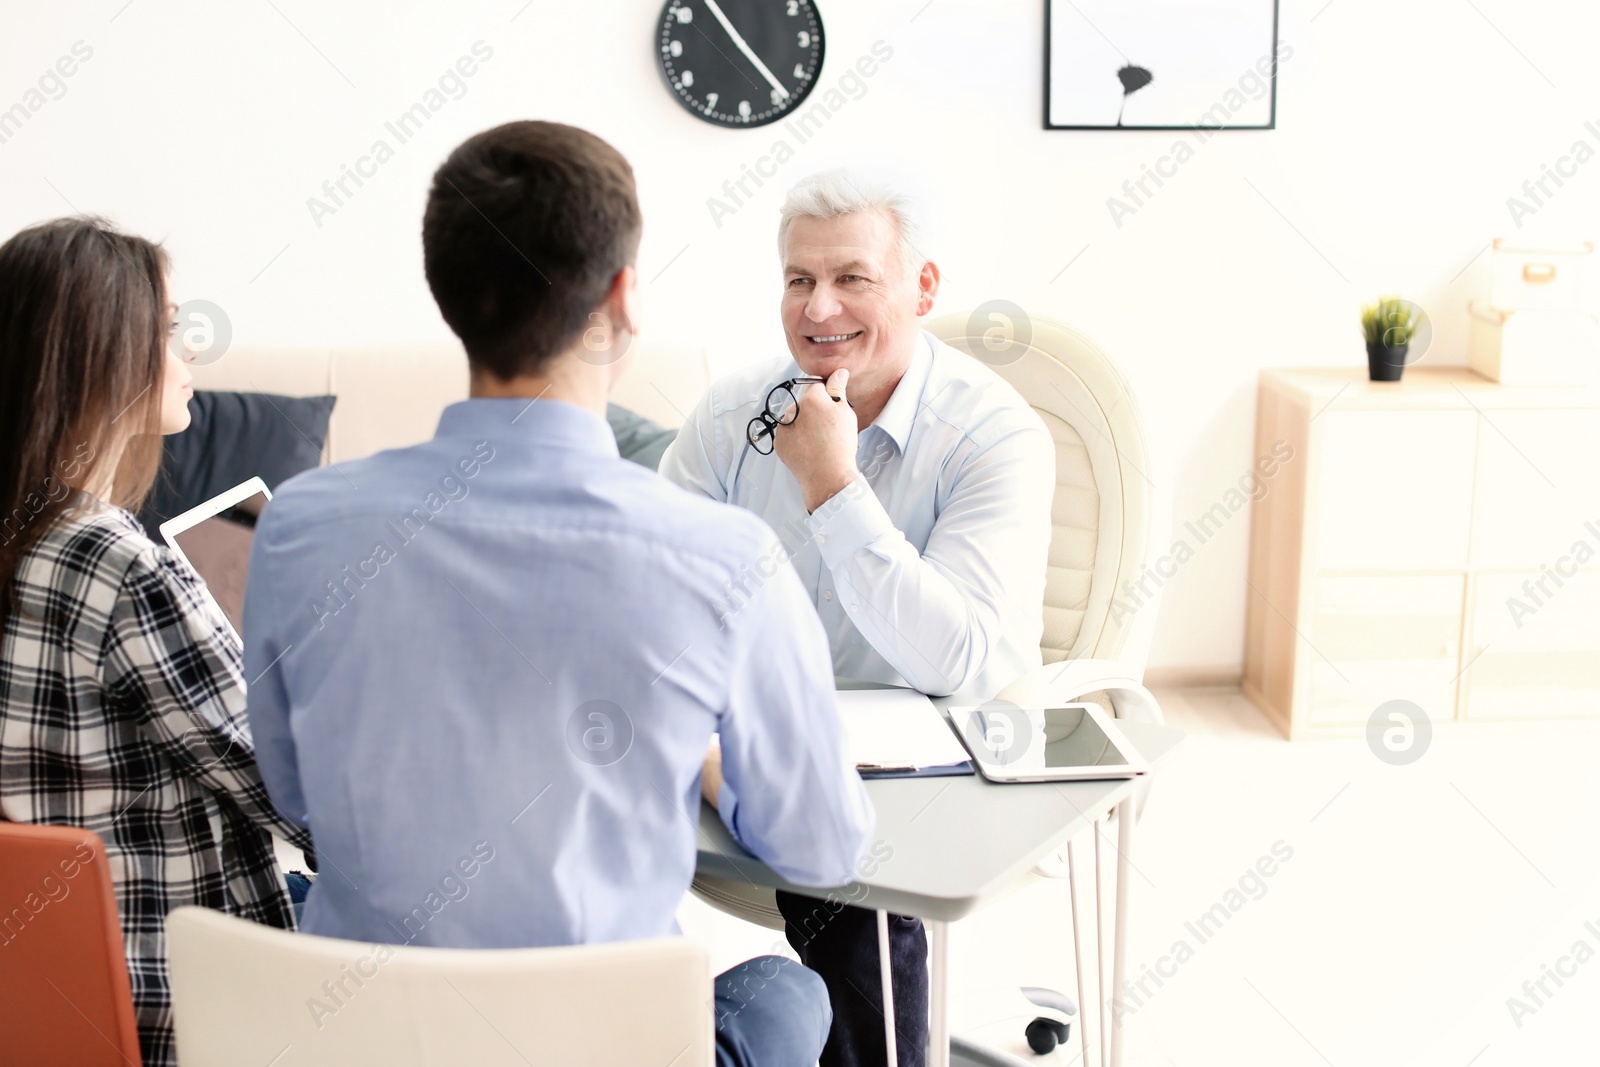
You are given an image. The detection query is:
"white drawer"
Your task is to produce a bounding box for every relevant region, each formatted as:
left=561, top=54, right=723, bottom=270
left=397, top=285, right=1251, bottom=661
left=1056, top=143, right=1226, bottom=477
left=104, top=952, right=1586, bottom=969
left=1461, top=569, right=1600, bottom=720
left=1304, top=573, right=1465, bottom=725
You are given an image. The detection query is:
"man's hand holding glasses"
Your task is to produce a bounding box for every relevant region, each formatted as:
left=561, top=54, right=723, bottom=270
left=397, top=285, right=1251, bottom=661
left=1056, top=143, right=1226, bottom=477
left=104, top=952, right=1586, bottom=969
left=747, top=367, right=861, bottom=513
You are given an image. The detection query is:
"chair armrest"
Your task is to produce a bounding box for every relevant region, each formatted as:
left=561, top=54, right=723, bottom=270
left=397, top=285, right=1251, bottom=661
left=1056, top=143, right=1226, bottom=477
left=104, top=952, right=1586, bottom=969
left=991, top=659, right=1164, bottom=725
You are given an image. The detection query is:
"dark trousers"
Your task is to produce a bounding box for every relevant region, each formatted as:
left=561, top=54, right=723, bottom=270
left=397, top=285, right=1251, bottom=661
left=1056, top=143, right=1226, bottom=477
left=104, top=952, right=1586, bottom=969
left=776, top=891, right=928, bottom=1067
left=714, top=955, right=833, bottom=1067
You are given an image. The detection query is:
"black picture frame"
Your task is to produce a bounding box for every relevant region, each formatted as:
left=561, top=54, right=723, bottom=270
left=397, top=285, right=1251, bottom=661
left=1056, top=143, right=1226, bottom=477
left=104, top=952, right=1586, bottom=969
left=1044, top=0, right=1280, bottom=131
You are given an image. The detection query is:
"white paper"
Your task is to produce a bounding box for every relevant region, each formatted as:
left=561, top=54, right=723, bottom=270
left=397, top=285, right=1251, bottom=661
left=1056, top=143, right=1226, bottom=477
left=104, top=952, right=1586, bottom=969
left=836, top=689, right=971, bottom=770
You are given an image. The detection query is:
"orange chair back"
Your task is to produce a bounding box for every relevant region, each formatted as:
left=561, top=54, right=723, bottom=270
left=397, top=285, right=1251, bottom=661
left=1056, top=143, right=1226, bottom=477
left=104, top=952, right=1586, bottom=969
left=0, top=821, right=141, bottom=1066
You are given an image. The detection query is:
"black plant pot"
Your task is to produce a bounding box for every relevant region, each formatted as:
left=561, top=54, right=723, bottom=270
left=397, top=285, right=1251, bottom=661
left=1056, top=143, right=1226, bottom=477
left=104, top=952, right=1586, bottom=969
left=1367, top=341, right=1408, bottom=382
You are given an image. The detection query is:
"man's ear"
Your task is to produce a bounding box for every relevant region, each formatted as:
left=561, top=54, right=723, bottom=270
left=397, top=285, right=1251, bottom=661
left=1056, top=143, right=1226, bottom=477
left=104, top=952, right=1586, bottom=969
left=914, top=260, right=941, bottom=317
left=599, top=265, right=639, bottom=387
left=606, top=264, right=639, bottom=338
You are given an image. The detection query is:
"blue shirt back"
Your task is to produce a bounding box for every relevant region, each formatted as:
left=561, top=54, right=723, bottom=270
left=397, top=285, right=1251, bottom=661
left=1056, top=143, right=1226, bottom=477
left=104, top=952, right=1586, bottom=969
left=244, top=398, right=873, bottom=949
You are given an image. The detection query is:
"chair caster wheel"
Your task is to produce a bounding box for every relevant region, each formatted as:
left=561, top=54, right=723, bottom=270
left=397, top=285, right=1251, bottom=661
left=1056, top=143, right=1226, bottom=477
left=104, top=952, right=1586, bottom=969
left=1025, top=1017, right=1070, bottom=1055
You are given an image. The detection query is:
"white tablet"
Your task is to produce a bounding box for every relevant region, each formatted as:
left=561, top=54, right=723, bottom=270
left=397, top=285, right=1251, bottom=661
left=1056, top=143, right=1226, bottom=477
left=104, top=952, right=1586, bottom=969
left=157, top=477, right=271, bottom=640
left=949, top=701, right=1149, bottom=783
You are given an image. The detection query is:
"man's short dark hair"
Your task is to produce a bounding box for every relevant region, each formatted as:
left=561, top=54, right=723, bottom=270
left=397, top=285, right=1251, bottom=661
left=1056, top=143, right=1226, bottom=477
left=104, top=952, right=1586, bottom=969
left=423, top=121, right=641, bottom=379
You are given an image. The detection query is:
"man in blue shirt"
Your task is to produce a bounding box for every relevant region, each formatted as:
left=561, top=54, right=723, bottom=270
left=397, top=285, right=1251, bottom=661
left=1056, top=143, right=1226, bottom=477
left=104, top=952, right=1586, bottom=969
left=244, top=121, right=874, bottom=1067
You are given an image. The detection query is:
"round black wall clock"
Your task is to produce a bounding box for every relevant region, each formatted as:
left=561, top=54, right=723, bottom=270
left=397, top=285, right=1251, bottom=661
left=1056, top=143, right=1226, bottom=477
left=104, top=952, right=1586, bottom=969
left=656, top=0, right=825, bottom=128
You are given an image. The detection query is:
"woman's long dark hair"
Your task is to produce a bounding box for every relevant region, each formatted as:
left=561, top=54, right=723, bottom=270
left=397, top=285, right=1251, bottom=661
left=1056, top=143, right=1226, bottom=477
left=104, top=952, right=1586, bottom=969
left=0, top=217, right=170, bottom=623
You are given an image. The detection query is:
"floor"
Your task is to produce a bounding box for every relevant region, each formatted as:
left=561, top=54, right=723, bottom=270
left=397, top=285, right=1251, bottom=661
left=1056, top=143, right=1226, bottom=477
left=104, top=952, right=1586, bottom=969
left=676, top=686, right=1600, bottom=1067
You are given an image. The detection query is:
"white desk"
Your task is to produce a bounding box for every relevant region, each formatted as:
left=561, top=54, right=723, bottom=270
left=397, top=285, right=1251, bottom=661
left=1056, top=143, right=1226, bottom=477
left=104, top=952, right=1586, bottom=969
left=695, top=697, right=1183, bottom=1067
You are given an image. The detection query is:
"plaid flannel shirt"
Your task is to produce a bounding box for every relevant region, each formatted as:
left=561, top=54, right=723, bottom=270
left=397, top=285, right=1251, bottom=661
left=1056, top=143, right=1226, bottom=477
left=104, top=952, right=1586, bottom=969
left=1, top=502, right=312, bottom=1067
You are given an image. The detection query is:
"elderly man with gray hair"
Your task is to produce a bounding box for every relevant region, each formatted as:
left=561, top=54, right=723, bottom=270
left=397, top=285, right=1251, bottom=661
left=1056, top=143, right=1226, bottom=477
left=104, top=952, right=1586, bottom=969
left=660, top=170, right=1055, bottom=1066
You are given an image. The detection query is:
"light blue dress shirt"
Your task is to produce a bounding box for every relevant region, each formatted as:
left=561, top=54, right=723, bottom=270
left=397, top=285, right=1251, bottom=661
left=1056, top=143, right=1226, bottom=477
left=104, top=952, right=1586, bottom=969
left=660, top=332, right=1056, bottom=703
left=244, top=398, right=873, bottom=949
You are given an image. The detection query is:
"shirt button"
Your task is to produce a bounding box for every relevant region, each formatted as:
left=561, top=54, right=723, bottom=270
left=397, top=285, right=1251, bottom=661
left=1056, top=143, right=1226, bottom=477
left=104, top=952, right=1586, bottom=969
left=849, top=604, right=859, bottom=613
left=823, top=590, right=834, bottom=601
left=816, top=534, right=827, bottom=545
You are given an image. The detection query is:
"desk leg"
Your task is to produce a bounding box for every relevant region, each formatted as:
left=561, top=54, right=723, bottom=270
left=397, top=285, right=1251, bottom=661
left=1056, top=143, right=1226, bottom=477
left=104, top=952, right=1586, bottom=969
left=1110, top=796, right=1135, bottom=1067
left=1067, top=837, right=1098, bottom=1067
left=1095, top=818, right=1109, bottom=1067
left=928, top=918, right=950, bottom=1067
left=876, top=909, right=898, bottom=1067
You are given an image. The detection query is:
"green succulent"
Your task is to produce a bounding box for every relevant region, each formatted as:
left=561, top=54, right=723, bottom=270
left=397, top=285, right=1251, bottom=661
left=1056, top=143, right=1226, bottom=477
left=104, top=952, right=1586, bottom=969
left=1361, top=296, right=1420, bottom=347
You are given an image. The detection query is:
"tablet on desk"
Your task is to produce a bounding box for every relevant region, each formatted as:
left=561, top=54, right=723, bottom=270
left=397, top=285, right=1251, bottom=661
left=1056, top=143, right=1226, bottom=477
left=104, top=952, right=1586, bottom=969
left=949, top=701, right=1148, bottom=783
left=158, top=477, right=271, bottom=641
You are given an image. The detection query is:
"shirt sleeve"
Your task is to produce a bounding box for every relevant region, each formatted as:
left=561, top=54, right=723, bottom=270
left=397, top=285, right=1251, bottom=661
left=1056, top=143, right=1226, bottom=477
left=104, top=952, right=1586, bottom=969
left=101, top=546, right=312, bottom=852
left=241, top=509, right=309, bottom=830
left=808, top=423, right=1056, bottom=697
left=714, top=529, right=874, bottom=887
left=657, top=384, right=731, bottom=502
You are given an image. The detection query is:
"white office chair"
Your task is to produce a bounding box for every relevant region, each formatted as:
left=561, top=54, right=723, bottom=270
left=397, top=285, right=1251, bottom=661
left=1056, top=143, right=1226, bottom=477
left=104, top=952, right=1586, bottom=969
left=166, top=907, right=713, bottom=1067
left=911, top=314, right=1171, bottom=1067
left=932, top=312, right=1167, bottom=1064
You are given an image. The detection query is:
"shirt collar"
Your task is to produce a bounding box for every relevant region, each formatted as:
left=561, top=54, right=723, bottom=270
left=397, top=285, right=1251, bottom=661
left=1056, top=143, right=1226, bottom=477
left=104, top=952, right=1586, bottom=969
left=434, top=397, right=620, bottom=458
left=870, top=332, right=934, bottom=454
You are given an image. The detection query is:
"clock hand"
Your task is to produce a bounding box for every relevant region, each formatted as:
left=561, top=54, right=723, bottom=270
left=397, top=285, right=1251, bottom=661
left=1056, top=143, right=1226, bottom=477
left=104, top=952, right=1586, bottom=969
left=702, top=0, right=790, bottom=101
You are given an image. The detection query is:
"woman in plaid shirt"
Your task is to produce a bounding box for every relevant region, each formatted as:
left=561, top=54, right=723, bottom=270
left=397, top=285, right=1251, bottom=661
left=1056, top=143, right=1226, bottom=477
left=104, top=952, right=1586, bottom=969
left=0, top=217, right=313, bottom=1067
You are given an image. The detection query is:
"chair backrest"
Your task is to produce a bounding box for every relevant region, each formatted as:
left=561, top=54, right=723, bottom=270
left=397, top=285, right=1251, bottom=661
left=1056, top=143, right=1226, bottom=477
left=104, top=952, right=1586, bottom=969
left=927, top=313, right=1155, bottom=669
left=0, top=822, right=142, bottom=1067
left=189, top=341, right=711, bottom=464
left=166, top=907, right=713, bottom=1067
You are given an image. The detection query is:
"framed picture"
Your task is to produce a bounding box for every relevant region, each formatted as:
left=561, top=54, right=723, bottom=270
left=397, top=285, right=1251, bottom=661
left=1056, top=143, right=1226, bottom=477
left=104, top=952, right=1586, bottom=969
left=1045, top=0, right=1280, bottom=130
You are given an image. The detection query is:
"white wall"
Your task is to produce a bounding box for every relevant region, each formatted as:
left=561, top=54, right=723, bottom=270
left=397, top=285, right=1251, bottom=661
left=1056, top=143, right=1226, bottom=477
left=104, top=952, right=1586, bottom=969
left=3, top=0, right=1596, bottom=674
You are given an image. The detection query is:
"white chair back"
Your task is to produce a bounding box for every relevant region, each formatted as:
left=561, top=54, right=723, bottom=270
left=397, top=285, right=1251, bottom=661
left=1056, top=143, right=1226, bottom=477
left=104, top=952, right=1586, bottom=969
left=166, top=907, right=713, bottom=1067
left=926, top=313, right=1156, bottom=670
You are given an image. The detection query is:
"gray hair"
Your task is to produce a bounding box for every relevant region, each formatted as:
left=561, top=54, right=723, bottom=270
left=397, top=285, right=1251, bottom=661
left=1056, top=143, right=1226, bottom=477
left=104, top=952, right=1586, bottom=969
left=777, top=168, right=927, bottom=276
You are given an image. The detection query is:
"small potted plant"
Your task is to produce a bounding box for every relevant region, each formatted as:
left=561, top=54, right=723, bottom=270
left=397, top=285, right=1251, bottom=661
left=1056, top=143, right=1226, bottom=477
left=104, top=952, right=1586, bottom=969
left=1361, top=296, right=1420, bottom=382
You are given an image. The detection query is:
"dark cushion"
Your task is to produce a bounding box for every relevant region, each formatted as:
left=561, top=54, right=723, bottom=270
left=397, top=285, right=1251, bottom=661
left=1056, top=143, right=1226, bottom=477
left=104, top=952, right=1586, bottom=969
left=606, top=403, right=678, bottom=471
left=138, top=391, right=336, bottom=540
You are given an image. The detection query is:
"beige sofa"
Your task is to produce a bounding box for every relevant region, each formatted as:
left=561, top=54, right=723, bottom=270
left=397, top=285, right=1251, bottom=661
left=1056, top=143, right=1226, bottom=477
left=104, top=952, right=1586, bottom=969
left=189, top=341, right=711, bottom=464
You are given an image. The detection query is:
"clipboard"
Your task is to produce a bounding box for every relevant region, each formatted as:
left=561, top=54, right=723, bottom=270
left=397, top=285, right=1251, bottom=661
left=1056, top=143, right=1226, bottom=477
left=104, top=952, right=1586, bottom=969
left=838, top=689, right=974, bottom=780
left=857, top=760, right=974, bottom=780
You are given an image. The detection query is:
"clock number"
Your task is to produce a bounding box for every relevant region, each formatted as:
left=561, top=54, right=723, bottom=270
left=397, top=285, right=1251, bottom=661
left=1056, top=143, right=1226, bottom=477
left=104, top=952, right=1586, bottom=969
left=681, top=70, right=694, bottom=86
left=793, top=62, right=806, bottom=78
left=668, top=40, right=682, bottom=57
left=738, top=100, right=751, bottom=119
left=770, top=88, right=784, bottom=105
left=797, top=30, right=811, bottom=47
left=786, top=0, right=799, bottom=12
left=673, top=4, right=692, bottom=22
left=705, top=91, right=718, bottom=110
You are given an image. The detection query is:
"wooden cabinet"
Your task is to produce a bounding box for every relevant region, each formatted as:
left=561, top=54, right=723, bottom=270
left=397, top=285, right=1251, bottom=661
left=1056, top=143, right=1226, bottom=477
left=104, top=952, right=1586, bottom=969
left=1242, top=367, right=1600, bottom=738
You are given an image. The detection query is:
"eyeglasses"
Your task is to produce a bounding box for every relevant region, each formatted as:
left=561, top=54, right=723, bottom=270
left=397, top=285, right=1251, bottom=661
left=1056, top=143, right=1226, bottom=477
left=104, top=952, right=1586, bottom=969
left=746, top=377, right=829, bottom=455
